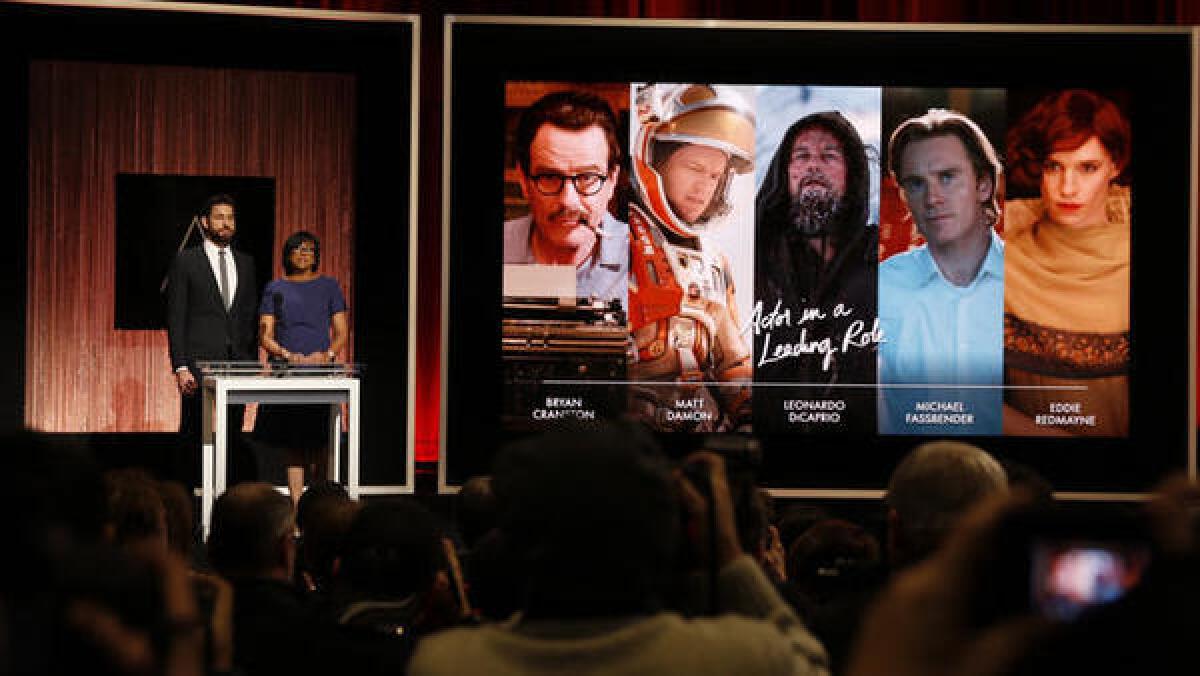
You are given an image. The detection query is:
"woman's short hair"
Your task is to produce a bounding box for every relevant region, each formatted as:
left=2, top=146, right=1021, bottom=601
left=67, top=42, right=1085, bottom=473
left=1006, top=89, right=1131, bottom=191
left=282, top=231, right=320, bottom=274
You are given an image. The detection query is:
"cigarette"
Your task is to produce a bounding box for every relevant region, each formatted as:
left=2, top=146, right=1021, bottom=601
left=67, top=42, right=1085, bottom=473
left=579, top=216, right=608, bottom=237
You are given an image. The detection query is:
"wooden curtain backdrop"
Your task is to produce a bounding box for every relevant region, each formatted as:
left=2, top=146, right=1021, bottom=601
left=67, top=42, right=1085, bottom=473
left=26, top=61, right=356, bottom=432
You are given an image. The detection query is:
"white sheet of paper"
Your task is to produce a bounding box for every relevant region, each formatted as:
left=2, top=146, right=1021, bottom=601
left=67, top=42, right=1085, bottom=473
left=503, top=264, right=577, bottom=302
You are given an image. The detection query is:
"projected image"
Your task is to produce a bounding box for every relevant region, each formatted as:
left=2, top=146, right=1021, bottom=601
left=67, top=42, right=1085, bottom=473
left=626, top=83, right=757, bottom=432
left=752, top=86, right=882, bottom=433
left=500, top=82, right=632, bottom=429
left=1002, top=89, right=1132, bottom=437
left=445, top=20, right=1189, bottom=493
left=876, top=88, right=1007, bottom=436
left=494, top=82, right=1136, bottom=442
left=502, top=83, right=630, bottom=307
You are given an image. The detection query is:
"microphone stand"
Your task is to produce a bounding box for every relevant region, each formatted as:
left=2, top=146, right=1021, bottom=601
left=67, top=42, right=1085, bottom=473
left=159, top=215, right=201, bottom=294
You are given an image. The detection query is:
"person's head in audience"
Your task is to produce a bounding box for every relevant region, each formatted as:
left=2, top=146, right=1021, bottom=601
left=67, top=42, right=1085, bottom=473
left=4, top=431, right=106, bottom=549
left=787, top=518, right=881, bottom=603
left=293, top=480, right=355, bottom=591
left=776, top=504, right=831, bottom=553
left=207, top=482, right=295, bottom=581
left=103, top=468, right=168, bottom=555
left=734, top=487, right=784, bottom=582
left=848, top=479, right=1200, bottom=676
left=1002, top=459, right=1055, bottom=506
left=296, top=479, right=350, bottom=536
left=3, top=431, right=107, bottom=611
left=2, top=432, right=186, bottom=675
left=494, top=421, right=677, bottom=617
left=456, top=475, right=497, bottom=551
left=885, top=440, right=1007, bottom=568
left=466, top=528, right=524, bottom=622
left=298, top=495, right=358, bottom=593
left=156, top=479, right=195, bottom=560
left=319, top=500, right=461, bottom=670
left=337, top=500, right=447, bottom=602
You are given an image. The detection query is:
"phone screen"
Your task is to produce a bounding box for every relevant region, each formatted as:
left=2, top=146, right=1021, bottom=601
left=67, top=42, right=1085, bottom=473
left=1031, top=540, right=1150, bottom=621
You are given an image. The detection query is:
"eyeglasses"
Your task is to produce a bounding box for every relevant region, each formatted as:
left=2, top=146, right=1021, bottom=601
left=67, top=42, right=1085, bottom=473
left=293, top=246, right=316, bottom=255
left=529, top=172, right=609, bottom=197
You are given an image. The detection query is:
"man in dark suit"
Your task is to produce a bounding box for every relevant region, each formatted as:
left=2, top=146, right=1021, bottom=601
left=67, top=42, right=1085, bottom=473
left=166, top=193, right=259, bottom=483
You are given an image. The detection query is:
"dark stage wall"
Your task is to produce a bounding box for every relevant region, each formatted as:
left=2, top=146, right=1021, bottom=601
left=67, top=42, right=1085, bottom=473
left=27, top=61, right=356, bottom=432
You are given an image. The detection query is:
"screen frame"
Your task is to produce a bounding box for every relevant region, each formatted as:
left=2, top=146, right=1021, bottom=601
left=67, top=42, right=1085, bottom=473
left=440, top=16, right=1196, bottom=500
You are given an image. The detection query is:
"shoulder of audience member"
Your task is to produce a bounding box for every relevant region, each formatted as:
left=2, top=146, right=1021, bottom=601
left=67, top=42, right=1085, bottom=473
left=681, top=611, right=831, bottom=676
left=409, top=614, right=828, bottom=676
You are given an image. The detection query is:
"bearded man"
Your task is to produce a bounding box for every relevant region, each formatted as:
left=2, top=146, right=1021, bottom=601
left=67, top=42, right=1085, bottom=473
left=754, top=111, right=879, bottom=431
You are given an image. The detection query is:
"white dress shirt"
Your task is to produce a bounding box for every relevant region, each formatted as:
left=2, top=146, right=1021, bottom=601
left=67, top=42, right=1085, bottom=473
left=877, top=229, right=1005, bottom=435
left=202, top=237, right=238, bottom=309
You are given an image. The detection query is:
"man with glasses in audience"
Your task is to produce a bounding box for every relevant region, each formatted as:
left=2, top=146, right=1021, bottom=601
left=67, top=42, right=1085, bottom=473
left=503, top=89, right=630, bottom=307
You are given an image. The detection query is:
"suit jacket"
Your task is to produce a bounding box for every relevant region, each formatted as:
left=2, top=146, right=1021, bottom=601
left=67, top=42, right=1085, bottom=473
left=166, top=244, right=259, bottom=372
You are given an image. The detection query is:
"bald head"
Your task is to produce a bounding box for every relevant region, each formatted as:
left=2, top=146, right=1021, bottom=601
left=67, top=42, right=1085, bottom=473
left=208, top=482, right=295, bottom=579
left=886, top=440, right=1008, bottom=565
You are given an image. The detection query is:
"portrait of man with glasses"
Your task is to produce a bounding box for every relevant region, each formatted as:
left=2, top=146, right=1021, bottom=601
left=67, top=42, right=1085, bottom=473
left=503, top=89, right=630, bottom=308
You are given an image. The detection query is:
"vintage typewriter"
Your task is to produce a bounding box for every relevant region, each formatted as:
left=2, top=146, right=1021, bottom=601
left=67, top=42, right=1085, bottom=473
left=502, top=296, right=631, bottom=428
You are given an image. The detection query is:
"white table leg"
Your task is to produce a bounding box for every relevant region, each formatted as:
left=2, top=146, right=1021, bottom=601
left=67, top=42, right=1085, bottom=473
left=348, top=382, right=360, bottom=500
left=214, top=383, right=229, bottom=503
left=201, top=382, right=215, bottom=538
left=330, top=403, right=342, bottom=484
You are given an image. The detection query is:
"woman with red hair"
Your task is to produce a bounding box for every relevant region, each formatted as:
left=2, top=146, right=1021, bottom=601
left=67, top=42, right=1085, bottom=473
left=1003, top=89, right=1131, bottom=436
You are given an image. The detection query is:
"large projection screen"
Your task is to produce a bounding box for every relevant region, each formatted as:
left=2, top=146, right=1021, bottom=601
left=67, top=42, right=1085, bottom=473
left=441, top=17, right=1196, bottom=498
left=0, top=1, right=419, bottom=492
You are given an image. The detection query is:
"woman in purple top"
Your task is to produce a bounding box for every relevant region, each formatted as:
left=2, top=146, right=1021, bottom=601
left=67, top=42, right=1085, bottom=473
left=257, top=231, right=348, bottom=507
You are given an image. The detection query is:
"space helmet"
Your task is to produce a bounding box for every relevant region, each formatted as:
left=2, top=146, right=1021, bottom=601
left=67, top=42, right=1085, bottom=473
left=632, top=84, right=755, bottom=238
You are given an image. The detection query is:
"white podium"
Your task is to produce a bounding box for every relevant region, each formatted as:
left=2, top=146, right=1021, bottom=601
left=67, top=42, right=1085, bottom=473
left=197, top=362, right=362, bottom=536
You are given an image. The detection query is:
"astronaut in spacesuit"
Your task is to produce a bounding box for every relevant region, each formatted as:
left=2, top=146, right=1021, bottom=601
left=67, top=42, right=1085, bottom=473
left=627, top=83, right=755, bottom=432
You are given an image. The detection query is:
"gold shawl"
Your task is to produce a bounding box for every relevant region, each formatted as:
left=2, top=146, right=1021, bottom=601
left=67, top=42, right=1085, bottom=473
left=1003, top=187, right=1130, bottom=334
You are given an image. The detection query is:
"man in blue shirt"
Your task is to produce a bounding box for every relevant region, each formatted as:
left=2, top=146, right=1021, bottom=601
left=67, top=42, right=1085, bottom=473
left=503, top=90, right=629, bottom=309
left=878, top=109, right=1004, bottom=435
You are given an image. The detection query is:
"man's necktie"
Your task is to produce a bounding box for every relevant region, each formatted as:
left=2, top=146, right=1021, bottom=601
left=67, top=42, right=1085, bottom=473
left=219, top=249, right=232, bottom=310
